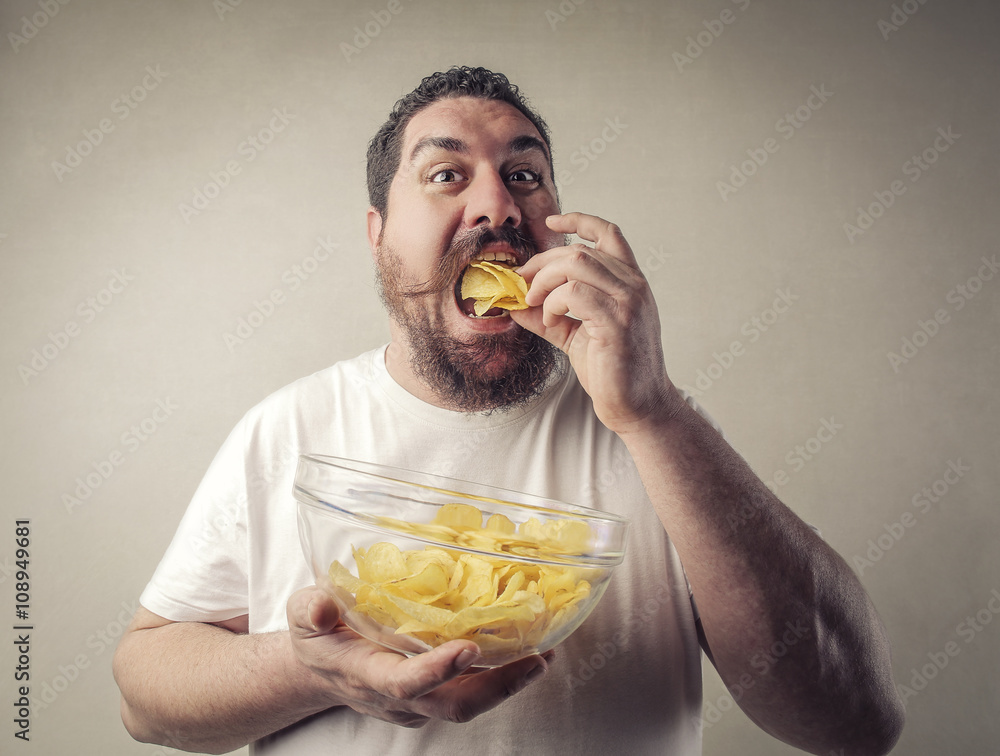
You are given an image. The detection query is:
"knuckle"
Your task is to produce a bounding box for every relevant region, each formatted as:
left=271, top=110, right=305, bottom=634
left=443, top=698, right=478, bottom=724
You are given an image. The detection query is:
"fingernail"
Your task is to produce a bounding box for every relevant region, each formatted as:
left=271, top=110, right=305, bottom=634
left=456, top=649, right=481, bottom=671
left=524, top=663, right=547, bottom=684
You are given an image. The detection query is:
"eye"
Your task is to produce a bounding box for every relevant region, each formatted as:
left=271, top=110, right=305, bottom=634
left=430, top=169, right=465, bottom=183
left=508, top=169, right=541, bottom=183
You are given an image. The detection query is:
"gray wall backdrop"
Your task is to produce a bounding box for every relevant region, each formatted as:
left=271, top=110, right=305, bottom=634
left=1, top=0, right=997, bottom=754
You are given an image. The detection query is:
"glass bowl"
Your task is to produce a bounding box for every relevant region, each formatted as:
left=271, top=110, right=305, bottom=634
left=294, top=454, right=629, bottom=667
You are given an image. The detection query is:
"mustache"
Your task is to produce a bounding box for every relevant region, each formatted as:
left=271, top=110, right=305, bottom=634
left=401, top=225, right=538, bottom=299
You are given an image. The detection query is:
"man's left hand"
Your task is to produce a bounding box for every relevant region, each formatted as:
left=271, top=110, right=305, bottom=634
left=512, top=212, right=679, bottom=434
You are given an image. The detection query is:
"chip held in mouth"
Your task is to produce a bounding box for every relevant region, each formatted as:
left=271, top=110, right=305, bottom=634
left=461, top=260, right=529, bottom=316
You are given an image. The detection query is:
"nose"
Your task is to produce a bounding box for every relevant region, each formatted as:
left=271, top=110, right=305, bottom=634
left=463, top=172, right=521, bottom=229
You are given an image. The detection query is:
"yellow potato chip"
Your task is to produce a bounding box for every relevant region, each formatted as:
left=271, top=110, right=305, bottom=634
left=328, top=503, right=599, bottom=655
left=461, top=261, right=529, bottom=316
left=434, top=503, right=483, bottom=529
left=486, top=512, right=516, bottom=534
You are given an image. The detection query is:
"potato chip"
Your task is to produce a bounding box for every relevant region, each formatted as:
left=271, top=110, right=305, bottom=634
left=461, top=261, right=529, bottom=316
left=328, top=503, right=600, bottom=656
left=434, top=503, right=484, bottom=529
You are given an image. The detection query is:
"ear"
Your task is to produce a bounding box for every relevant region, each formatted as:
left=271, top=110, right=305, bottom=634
left=366, top=206, right=383, bottom=257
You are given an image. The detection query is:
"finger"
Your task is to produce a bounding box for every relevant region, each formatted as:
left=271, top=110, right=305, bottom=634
left=286, top=586, right=341, bottom=638
left=368, top=640, right=483, bottom=701
left=545, top=212, right=638, bottom=265
left=541, top=280, right=620, bottom=334
left=415, top=653, right=550, bottom=724
left=509, top=295, right=578, bottom=351
left=522, top=245, right=626, bottom=308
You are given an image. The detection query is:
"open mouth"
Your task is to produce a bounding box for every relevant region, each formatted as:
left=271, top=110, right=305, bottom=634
left=455, top=249, right=522, bottom=319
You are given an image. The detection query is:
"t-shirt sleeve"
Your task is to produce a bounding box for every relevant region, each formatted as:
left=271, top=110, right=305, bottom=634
left=139, top=417, right=250, bottom=622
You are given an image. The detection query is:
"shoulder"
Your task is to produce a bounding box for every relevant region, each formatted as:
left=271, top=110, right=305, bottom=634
left=243, top=347, right=382, bottom=421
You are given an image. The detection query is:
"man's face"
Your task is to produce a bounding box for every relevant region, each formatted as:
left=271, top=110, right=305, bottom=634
left=369, top=96, right=564, bottom=411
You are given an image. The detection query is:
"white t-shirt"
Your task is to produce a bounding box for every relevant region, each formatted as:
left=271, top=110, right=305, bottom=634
left=141, top=346, right=705, bottom=755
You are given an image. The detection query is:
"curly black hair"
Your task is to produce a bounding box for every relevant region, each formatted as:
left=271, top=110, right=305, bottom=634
left=366, top=66, right=554, bottom=219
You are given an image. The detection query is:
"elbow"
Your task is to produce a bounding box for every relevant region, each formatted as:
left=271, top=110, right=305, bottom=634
left=119, top=696, right=157, bottom=746
left=847, top=691, right=905, bottom=756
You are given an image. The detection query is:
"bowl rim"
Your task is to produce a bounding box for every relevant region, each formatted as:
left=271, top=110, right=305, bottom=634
left=294, top=453, right=629, bottom=566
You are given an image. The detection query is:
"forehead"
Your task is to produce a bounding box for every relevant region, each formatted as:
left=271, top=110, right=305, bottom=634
left=401, top=96, right=547, bottom=162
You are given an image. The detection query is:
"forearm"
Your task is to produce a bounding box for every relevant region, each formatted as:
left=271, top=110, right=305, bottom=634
left=621, top=393, right=903, bottom=755
left=113, top=619, right=335, bottom=754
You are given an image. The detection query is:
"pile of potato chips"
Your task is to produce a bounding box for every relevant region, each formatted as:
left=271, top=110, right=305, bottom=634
left=327, top=503, right=596, bottom=657
left=461, top=260, right=529, bottom=316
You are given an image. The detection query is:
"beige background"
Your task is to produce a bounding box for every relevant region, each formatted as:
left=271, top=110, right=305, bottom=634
left=1, top=0, right=997, bottom=754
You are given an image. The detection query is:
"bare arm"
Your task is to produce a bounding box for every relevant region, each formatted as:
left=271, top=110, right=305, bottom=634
left=620, top=397, right=904, bottom=755
left=113, top=588, right=550, bottom=754
left=514, top=211, right=904, bottom=755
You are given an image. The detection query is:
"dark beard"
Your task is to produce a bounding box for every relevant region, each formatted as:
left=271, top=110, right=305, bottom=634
left=404, top=325, right=557, bottom=413
left=375, top=231, right=558, bottom=413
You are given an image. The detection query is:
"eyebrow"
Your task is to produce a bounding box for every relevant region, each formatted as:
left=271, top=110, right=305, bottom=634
left=408, top=136, right=468, bottom=166
left=407, top=134, right=551, bottom=166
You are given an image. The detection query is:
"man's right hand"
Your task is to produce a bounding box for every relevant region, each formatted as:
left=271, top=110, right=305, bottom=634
left=286, top=586, right=552, bottom=728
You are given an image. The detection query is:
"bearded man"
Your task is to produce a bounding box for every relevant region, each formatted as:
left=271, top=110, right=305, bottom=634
left=114, top=67, right=904, bottom=756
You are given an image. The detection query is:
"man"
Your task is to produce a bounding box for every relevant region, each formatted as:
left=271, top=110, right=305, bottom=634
left=114, top=67, right=904, bottom=755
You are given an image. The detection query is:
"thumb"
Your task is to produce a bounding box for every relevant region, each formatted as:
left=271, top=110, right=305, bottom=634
left=287, top=586, right=341, bottom=638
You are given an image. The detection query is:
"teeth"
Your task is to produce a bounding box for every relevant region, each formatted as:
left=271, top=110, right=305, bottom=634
left=473, top=250, right=515, bottom=264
